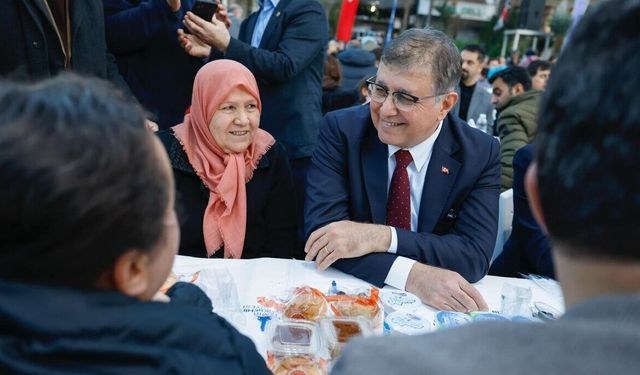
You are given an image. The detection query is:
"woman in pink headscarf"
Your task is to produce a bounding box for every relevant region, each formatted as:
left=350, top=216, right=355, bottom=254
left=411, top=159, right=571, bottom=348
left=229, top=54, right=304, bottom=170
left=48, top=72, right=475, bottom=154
left=157, top=60, right=298, bottom=259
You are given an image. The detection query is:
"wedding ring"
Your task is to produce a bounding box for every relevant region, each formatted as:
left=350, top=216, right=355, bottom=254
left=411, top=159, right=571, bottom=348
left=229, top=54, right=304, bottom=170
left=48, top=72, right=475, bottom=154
left=323, top=245, right=332, bottom=254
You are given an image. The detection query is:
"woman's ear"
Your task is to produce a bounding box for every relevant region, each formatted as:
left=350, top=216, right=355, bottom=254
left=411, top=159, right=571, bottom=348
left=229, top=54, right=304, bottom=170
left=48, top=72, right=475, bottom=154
left=112, top=249, right=152, bottom=299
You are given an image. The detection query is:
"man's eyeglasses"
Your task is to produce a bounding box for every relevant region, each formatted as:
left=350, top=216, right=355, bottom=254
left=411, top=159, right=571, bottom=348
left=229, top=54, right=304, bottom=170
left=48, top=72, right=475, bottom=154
left=365, top=77, right=445, bottom=112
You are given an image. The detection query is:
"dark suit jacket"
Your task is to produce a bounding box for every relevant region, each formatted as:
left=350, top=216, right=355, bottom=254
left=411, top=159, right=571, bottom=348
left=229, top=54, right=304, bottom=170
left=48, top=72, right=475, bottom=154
left=490, top=144, right=555, bottom=278
left=305, top=104, right=501, bottom=286
left=213, top=0, right=328, bottom=160
left=158, top=130, right=300, bottom=259
left=0, top=0, right=128, bottom=92
left=104, top=0, right=205, bottom=129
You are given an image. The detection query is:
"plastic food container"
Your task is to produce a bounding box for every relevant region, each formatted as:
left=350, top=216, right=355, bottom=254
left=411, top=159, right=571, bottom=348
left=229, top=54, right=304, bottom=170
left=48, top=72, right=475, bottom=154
left=267, top=320, right=325, bottom=374
left=320, top=317, right=371, bottom=359
left=283, top=287, right=329, bottom=322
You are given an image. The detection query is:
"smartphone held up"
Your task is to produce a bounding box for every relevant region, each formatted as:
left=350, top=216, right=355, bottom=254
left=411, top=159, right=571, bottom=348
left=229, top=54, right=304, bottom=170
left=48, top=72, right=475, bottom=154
left=185, top=0, right=218, bottom=33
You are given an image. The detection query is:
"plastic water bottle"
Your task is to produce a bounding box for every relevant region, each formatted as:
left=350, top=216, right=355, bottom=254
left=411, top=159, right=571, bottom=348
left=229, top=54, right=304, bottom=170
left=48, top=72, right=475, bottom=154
left=476, top=113, right=488, bottom=133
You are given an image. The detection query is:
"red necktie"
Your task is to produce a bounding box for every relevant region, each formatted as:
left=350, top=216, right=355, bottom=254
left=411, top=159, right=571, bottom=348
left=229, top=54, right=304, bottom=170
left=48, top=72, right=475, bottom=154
left=386, top=150, right=413, bottom=231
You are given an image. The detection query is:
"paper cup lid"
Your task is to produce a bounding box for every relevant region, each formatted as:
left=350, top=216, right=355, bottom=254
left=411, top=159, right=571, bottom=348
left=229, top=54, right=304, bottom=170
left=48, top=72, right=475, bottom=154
left=384, top=311, right=433, bottom=335
left=380, top=290, right=421, bottom=312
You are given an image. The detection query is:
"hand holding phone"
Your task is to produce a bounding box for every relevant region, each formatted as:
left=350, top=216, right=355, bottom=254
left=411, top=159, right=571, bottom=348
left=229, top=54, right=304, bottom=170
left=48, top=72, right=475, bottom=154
left=183, top=0, right=218, bottom=34
left=192, top=0, right=218, bottom=22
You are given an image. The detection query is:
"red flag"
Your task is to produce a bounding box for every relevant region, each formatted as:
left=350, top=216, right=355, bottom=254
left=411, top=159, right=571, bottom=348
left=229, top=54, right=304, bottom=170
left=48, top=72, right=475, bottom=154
left=494, top=0, right=511, bottom=31
left=336, top=0, right=360, bottom=42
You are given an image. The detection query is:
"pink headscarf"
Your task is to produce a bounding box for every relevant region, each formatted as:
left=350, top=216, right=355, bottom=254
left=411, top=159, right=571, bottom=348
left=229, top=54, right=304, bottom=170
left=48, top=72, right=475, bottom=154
left=173, top=60, right=275, bottom=258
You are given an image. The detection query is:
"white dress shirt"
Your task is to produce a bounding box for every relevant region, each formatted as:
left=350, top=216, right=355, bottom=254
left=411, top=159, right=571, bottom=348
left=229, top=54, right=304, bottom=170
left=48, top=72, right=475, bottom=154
left=383, top=121, right=443, bottom=290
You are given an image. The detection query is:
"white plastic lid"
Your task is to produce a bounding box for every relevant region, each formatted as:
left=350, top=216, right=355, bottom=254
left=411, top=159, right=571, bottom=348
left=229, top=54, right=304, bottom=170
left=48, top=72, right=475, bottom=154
left=380, top=290, right=421, bottom=313
left=385, top=311, right=433, bottom=335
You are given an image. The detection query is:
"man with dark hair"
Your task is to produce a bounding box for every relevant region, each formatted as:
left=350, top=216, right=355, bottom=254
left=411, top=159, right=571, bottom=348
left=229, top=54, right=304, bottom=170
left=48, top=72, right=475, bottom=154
left=489, top=65, right=541, bottom=191
left=0, top=75, right=269, bottom=374
left=305, top=29, right=500, bottom=312
left=333, top=1, right=640, bottom=372
left=527, top=59, right=551, bottom=91
left=451, top=44, right=494, bottom=133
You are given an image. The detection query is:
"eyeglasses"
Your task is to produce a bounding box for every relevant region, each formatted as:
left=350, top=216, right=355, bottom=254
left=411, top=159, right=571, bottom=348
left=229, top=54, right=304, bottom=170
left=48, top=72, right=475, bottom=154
left=365, top=77, right=445, bottom=112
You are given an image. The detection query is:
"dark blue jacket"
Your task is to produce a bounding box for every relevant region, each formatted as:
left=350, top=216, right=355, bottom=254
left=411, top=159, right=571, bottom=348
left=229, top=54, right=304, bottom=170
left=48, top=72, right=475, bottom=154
left=104, top=0, right=206, bottom=129
left=490, top=144, right=555, bottom=278
left=0, top=281, right=270, bottom=374
left=305, top=104, right=500, bottom=286
left=215, top=0, right=328, bottom=160
left=337, top=48, right=377, bottom=90
left=0, top=0, right=128, bottom=93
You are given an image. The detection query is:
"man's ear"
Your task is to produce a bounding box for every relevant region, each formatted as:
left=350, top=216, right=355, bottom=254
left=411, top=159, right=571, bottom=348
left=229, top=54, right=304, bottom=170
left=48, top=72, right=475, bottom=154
left=525, top=162, right=549, bottom=234
left=512, top=83, right=525, bottom=96
left=112, top=249, right=151, bottom=299
left=438, top=91, right=458, bottom=120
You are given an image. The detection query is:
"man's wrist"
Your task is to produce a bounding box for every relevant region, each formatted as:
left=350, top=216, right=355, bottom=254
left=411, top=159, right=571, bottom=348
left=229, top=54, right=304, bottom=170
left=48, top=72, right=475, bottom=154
left=370, top=224, right=391, bottom=253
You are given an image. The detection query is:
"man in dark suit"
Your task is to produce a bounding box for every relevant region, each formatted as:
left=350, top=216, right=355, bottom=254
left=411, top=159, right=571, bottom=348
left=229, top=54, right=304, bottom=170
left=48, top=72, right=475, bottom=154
left=178, top=0, right=328, bottom=229
left=304, top=29, right=500, bottom=312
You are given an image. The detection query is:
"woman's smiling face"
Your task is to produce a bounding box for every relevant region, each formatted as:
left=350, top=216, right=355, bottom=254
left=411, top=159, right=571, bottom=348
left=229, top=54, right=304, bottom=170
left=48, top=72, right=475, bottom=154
left=208, top=88, right=260, bottom=153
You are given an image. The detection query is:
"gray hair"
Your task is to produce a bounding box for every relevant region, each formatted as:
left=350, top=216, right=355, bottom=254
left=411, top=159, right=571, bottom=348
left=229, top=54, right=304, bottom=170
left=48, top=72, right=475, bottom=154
left=381, top=28, right=462, bottom=95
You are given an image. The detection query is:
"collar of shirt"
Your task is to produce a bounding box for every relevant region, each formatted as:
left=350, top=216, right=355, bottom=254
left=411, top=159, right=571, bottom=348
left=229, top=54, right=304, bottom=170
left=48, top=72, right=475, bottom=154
left=387, top=120, right=444, bottom=172
left=257, top=0, right=279, bottom=11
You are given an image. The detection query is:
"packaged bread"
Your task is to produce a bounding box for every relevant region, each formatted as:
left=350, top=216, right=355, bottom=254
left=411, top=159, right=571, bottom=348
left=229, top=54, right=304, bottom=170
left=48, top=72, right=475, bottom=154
left=271, top=356, right=324, bottom=375
left=283, top=287, right=329, bottom=322
left=320, top=317, right=371, bottom=359
left=267, top=320, right=325, bottom=374
left=326, top=287, right=383, bottom=330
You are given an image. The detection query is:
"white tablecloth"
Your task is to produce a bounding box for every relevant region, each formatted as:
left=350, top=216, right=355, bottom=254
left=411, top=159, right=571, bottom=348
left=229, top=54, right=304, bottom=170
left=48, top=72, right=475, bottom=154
left=172, top=255, right=564, bottom=357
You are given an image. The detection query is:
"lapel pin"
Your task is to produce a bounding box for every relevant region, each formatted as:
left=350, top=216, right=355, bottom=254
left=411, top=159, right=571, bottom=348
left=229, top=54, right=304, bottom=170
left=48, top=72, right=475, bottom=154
left=441, top=166, right=449, bottom=175
left=276, top=11, right=281, bottom=17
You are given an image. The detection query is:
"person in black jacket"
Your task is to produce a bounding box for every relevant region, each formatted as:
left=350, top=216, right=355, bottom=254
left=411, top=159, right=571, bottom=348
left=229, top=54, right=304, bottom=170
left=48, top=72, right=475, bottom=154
left=157, top=59, right=299, bottom=259
left=103, top=0, right=232, bottom=129
left=0, top=74, right=270, bottom=375
left=490, top=144, right=554, bottom=278
left=0, top=1, right=129, bottom=93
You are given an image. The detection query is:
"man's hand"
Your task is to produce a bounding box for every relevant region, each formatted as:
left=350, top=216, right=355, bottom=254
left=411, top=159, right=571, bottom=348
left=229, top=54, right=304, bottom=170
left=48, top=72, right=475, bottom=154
left=177, top=29, right=212, bottom=58
left=182, top=11, right=230, bottom=52
left=166, top=0, right=180, bottom=12
left=304, top=221, right=390, bottom=270
left=406, top=263, right=489, bottom=312
left=215, top=2, right=232, bottom=29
